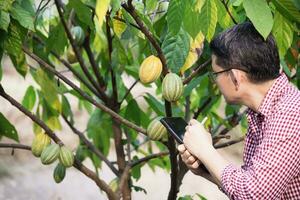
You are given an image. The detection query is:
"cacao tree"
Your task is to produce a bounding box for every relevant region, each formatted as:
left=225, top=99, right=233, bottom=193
left=0, top=0, right=299, bottom=199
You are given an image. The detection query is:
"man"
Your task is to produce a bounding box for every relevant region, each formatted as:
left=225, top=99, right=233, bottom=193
left=178, top=22, right=300, bottom=199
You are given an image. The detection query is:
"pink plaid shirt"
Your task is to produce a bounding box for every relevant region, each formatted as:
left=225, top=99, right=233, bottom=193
left=221, top=73, right=300, bottom=199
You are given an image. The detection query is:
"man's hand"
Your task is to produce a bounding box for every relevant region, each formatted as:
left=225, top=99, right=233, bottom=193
left=177, top=144, right=202, bottom=175
left=183, top=119, right=213, bottom=160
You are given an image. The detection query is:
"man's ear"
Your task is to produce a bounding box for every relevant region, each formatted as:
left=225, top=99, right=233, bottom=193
left=230, top=69, right=240, bottom=90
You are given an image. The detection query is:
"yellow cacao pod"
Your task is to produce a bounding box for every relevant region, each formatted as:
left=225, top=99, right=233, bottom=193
left=162, top=73, right=183, bottom=102
left=41, top=144, right=60, bottom=165
left=146, top=117, right=168, bottom=141
left=59, top=146, right=74, bottom=168
left=31, top=132, right=51, bottom=157
left=139, top=55, right=162, bottom=84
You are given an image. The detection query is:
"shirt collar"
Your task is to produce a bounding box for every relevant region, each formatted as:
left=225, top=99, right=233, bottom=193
left=257, top=73, right=289, bottom=117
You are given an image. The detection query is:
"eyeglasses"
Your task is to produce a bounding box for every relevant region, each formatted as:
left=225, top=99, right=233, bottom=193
left=208, top=68, right=249, bottom=82
left=209, top=68, right=232, bottom=82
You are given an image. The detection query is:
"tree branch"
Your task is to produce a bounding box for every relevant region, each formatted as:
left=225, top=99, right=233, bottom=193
left=32, top=35, right=102, bottom=98
left=183, top=59, right=211, bottom=85
left=23, top=47, right=147, bottom=136
left=130, top=151, right=169, bottom=168
left=193, top=97, right=212, bottom=119
left=220, top=0, right=238, bottom=25
left=106, top=13, right=118, bottom=105
left=119, top=79, right=139, bottom=105
left=54, top=0, right=108, bottom=102
left=214, top=137, right=244, bottom=149
left=83, top=27, right=107, bottom=91
left=0, top=89, right=117, bottom=199
left=122, top=3, right=169, bottom=75
left=0, top=85, right=63, bottom=145
left=164, top=100, right=179, bottom=200
left=62, top=115, right=120, bottom=176
left=0, top=143, right=31, bottom=151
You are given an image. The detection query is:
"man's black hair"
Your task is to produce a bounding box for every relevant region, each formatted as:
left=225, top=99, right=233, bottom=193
left=210, top=21, right=280, bottom=83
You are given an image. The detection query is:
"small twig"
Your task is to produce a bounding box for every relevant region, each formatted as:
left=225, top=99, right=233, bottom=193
left=183, top=59, right=212, bottom=85
left=32, top=35, right=102, bottom=98
left=119, top=79, right=139, bottom=104
left=129, top=151, right=169, bottom=168
left=62, top=115, right=120, bottom=176
left=214, top=137, right=244, bottom=149
left=23, top=47, right=147, bottom=136
left=122, top=2, right=169, bottom=75
left=113, top=16, right=140, bottom=30
left=0, top=85, right=63, bottom=145
left=0, top=143, right=31, bottom=151
left=220, top=0, right=238, bottom=25
left=0, top=89, right=116, bottom=199
left=184, top=96, right=191, bottom=121
left=193, top=97, right=212, bottom=119
left=54, top=0, right=107, bottom=101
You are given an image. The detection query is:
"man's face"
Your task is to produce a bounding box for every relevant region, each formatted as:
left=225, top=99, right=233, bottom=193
left=211, top=55, right=239, bottom=104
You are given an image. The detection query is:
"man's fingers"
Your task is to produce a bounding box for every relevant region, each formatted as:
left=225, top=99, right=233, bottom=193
left=187, top=156, right=196, bottom=164
left=191, top=161, right=200, bottom=169
left=177, top=144, right=186, bottom=153
left=189, top=119, right=199, bottom=126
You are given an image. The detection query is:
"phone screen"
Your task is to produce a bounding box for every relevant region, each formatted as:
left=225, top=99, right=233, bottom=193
left=160, top=117, right=188, bottom=144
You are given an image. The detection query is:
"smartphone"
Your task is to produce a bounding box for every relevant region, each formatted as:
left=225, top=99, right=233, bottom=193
left=160, top=117, right=188, bottom=144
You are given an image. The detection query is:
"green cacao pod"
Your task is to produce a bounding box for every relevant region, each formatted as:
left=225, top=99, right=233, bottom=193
left=67, top=47, right=77, bottom=64
left=70, top=26, right=85, bottom=45
left=139, top=55, right=162, bottom=84
left=40, top=144, right=60, bottom=165
left=59, top=146, right=74, bottom=168
left=146, top=117, right=168, bottom=141
left=53, top=163, right=66, bottom=184
left=162, top=73, right=183, bottom=102
left=31, top=132, right=51, bottom=157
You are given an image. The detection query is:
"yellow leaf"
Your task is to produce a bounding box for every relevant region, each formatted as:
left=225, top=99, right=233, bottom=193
left=113, top=19, right=127, bottom=38
left=46, top=116, right=62, bottom=131
left=95, top=0, right=111, bottom=28
left=180, top=32, right=205, bottom=74
left=195, top=0, right=205, bottom=12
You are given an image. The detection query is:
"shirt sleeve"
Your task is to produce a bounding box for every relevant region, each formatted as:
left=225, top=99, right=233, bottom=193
left=220, top=110, right=300, bottom=200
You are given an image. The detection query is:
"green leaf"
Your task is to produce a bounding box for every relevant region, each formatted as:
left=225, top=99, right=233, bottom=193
left=87, top=109, right=112, bottom=157
left=293, top=0, right=300, bottom=10
left=167, top=0, right=184, bottom=35
left=183, top=75, right=204, bottom=97
left=215, top=0, right=234, bottom=29
left=196, top=193, right=208, bottom=200
left=95, top=0, right=110, bottom=28
left=125, top=99, right=141, bottom=126
left=22, top=86, right=36, bottom=111
left=144, top=93, right=165, bottom=116
left=183, top=0, right=202, bottom=39
left=272, top=11, right=294, bottom=58
left=35, top=68, right=61, bottom=113
left=68, top=0, right=93, bottom=27
left=162, top=28, right=190, bottom=73
left=9, top=52, right=28, bottom=77
left=131, top=156, right=142, bottom=180
left=0, top=112, right=19, bottom=142
left=0, top=10, right=10, bottom=31
left=10, top=3, right=34, bottom=31
left=4, top=20, right=25, bottom=57
left=243, top=0, right=273, bottom=40
left=281, top=59, right=292, bottom=77
left=61, top=95, right=74, bottom=124
left=46, top=23, right=68, bottom=55
left=271, top=0, right=300, bottom=24
left=0, top=0, right=15, bottom=12
left=199, top=0, right=218, bottom=42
